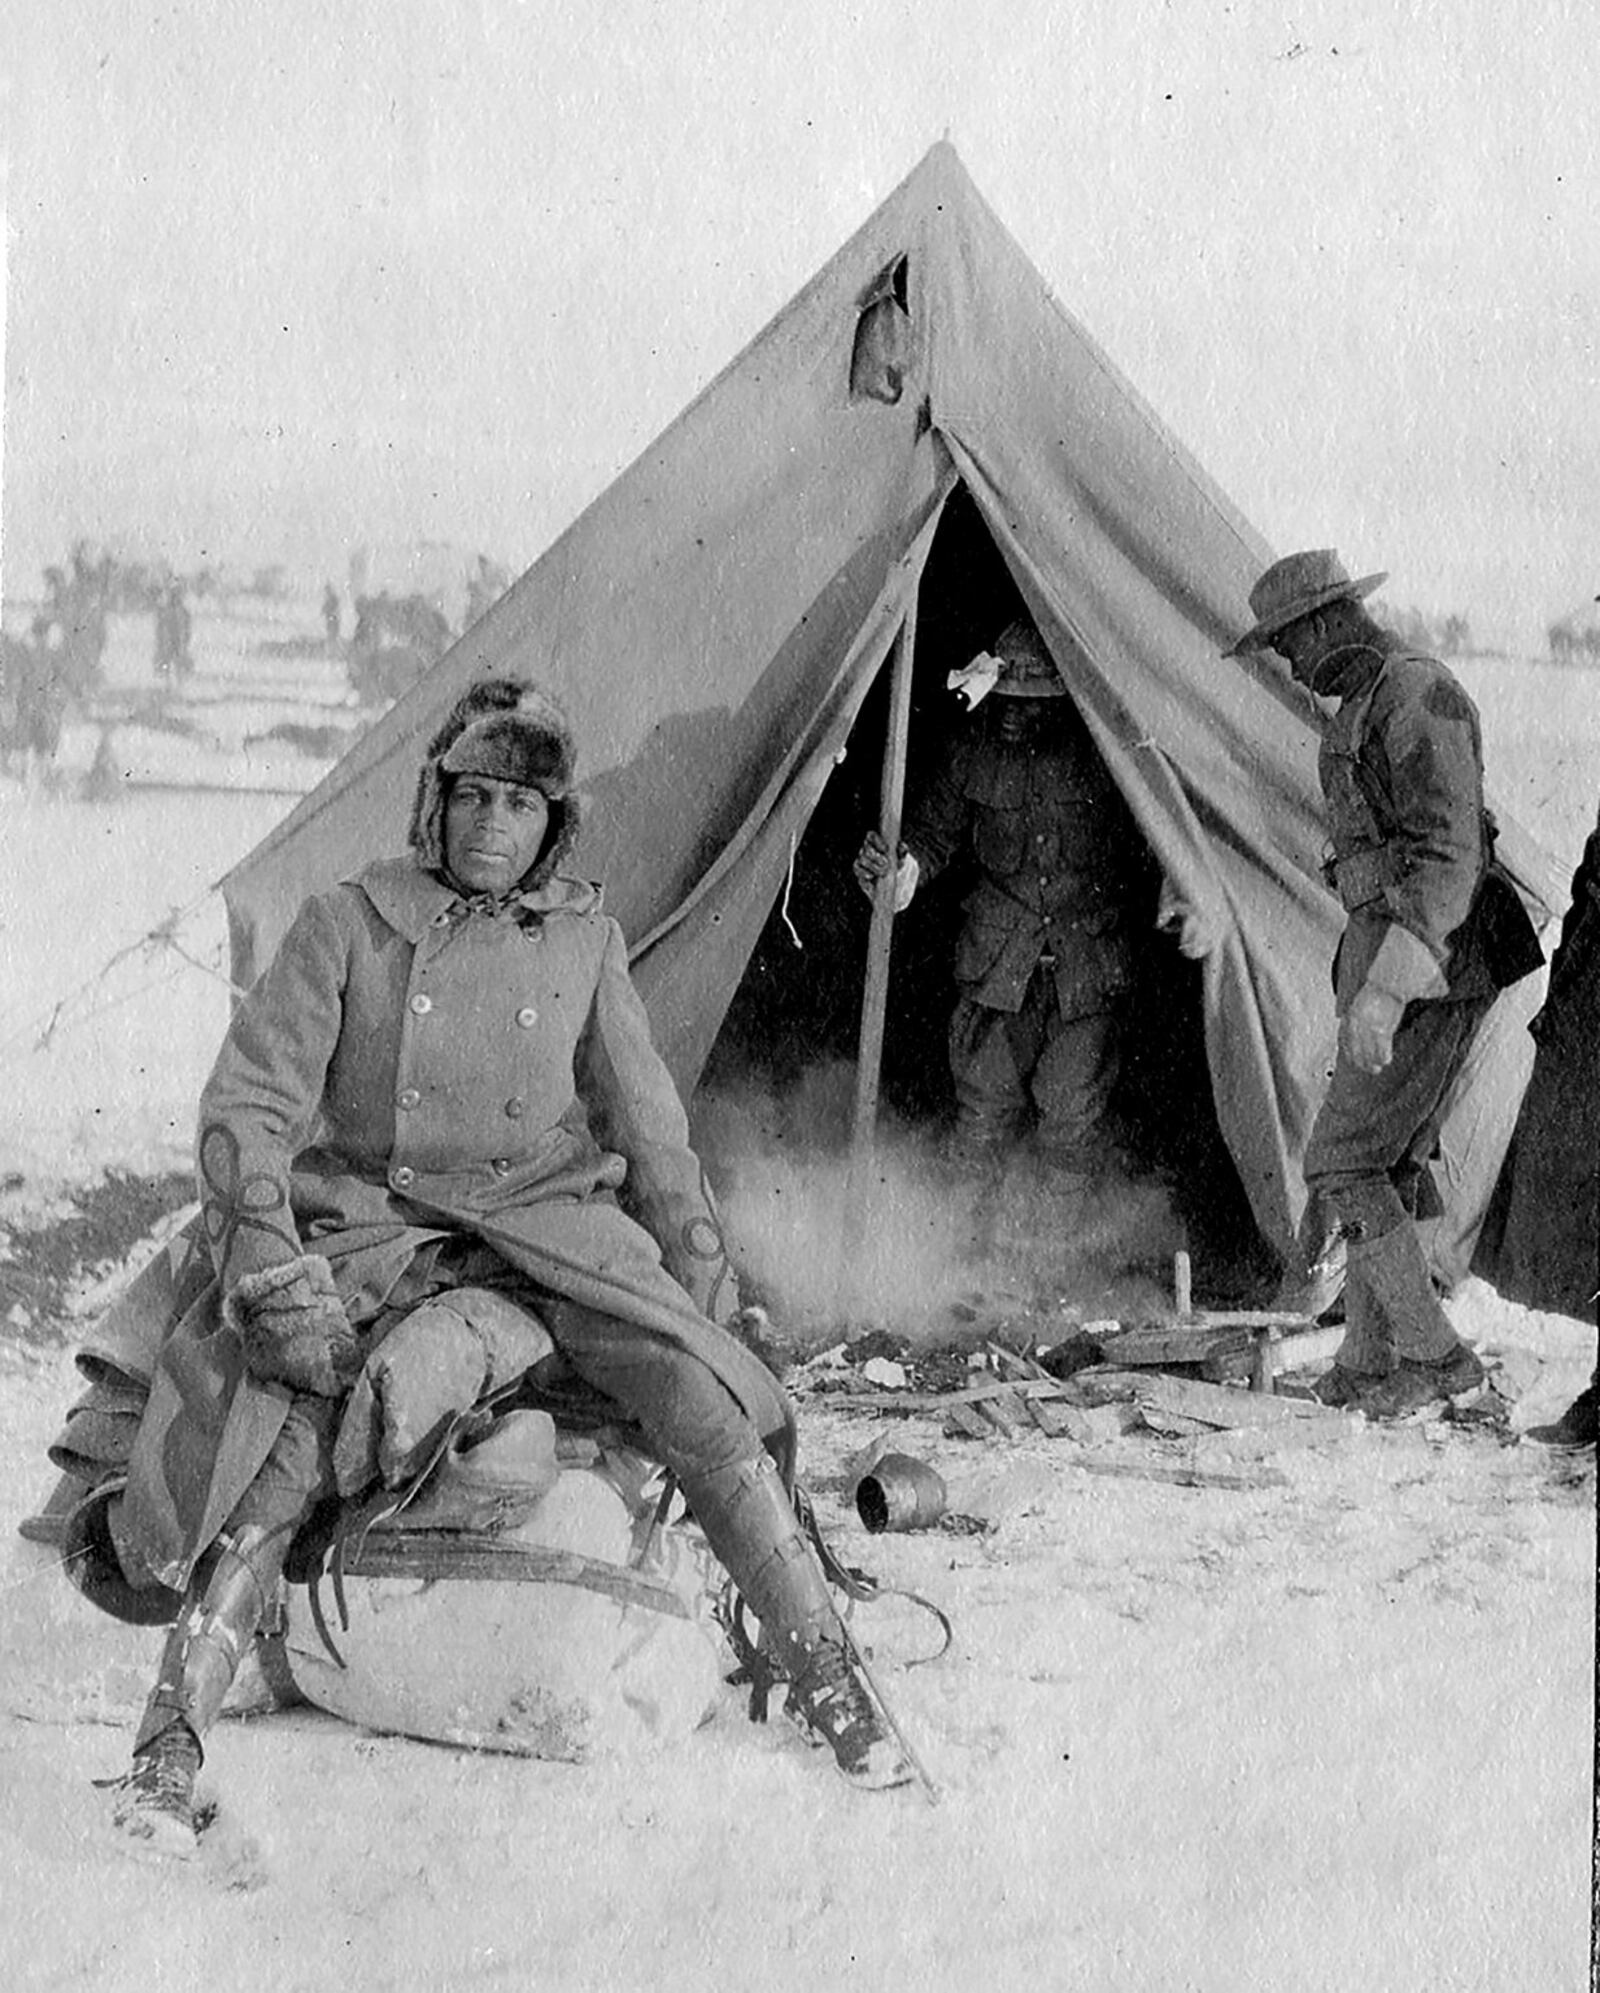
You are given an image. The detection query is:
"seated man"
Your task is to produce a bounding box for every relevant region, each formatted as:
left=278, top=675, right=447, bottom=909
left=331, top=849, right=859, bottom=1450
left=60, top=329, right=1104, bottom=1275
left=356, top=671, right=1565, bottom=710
left=105, top=676, right=911, bottom=1853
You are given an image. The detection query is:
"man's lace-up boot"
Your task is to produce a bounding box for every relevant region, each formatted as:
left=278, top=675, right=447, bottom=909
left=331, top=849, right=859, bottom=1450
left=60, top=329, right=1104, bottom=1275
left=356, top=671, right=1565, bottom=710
left=679, top=1450, right=913, bottom=1790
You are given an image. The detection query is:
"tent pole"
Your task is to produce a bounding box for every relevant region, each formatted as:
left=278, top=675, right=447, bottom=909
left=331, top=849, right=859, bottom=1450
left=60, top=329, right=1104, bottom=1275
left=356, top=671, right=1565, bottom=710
left=837, top=598, right=920, bottom=1325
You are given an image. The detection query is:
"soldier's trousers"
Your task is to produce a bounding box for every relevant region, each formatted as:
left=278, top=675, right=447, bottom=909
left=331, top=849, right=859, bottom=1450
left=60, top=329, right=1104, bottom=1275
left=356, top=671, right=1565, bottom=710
left=948, top=975, right=1121, bottom=1170
left=1304, top=990, right=1496, bottom=1243
left=220, top=1286, right=774, bottom=1548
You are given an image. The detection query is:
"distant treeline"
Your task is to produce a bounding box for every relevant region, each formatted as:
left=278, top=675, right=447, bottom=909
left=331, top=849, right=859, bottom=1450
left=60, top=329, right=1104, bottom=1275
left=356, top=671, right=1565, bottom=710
left=1384, top=606, right=1475, bottom=656
left=1545, top=616, right=1600, bottom=663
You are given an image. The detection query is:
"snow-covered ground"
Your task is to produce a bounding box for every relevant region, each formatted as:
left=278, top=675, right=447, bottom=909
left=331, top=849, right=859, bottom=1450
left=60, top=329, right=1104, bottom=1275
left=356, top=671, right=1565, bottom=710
left=0, top=640, right=1595, bottom=1990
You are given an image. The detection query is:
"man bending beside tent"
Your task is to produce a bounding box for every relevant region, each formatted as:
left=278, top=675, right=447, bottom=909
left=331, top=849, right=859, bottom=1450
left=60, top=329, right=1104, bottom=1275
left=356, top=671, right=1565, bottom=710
left=1225, top=551, right=1543, bottom=1417
left=854, top=617, right=1157, bottom=1207
left=96, top=676, right=911, bottom=1855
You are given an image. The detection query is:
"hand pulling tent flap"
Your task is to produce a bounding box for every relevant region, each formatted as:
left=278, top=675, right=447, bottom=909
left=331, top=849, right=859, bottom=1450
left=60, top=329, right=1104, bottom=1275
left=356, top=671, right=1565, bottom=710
left=214, top=141, right=1565, bottom=1281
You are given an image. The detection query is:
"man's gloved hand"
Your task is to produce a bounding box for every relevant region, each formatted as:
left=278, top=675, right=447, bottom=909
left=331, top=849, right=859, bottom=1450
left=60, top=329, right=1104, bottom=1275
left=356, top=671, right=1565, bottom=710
left=224, top=1254, right=362, bottom=1398
left=853, top=830, right=919, bottom=911
left=1339, top=986, right=1406, bottom=1074
left=1158, top=903, right=1217, bottom=960
left=1341, top=923, right=1447, bottom=1075
left=725, top=1303, right=794, bottom=1381
left=1155, top=876, right=1221, bottom=961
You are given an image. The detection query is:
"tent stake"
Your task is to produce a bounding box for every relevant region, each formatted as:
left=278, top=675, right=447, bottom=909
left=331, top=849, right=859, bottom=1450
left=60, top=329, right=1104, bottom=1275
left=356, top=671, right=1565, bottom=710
left=837, top=601, right=919, bottom=1327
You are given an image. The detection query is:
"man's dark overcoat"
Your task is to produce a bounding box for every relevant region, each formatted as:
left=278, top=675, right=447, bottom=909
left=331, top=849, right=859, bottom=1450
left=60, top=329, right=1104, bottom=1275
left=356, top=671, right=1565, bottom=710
left=1474, top=804, right=1600, bottom=1321
left=110, top=855, right=786, bottom=1593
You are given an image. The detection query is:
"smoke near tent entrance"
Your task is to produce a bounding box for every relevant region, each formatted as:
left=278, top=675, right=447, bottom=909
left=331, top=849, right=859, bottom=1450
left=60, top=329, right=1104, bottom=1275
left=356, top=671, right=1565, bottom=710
left=694, top=484, right=1278, bottom=1342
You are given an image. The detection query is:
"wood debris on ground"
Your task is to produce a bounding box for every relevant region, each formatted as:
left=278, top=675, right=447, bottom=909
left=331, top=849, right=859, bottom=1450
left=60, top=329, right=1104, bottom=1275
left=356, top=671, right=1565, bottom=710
left=780, top=1247, right=1522, bottom=1492
left=781, top=1259, right=1434, bottom=1498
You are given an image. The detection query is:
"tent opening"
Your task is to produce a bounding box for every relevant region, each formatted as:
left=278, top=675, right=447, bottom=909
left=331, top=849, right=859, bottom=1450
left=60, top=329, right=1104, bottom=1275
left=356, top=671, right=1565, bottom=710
left=696, top=483, right=1278, bottom=1308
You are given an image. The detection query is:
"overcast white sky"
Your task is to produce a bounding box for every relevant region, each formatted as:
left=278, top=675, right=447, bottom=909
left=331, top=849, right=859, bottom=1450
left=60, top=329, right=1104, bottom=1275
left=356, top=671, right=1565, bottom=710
left=4, top=0, right=1597, bottom=646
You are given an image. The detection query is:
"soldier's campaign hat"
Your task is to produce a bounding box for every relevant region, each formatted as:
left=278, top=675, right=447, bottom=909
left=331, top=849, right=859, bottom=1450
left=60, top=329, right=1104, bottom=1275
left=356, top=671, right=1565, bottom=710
left=991, top=618, right=1066, bottom=696
left=1223, top=550, right=1387, bottom=656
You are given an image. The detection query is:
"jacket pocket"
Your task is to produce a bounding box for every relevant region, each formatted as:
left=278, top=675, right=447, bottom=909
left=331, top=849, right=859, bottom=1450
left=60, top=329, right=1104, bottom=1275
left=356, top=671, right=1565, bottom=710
left=954, top=905, right=1016, bottom=986
left=970, top=804, right=1027, bottom=878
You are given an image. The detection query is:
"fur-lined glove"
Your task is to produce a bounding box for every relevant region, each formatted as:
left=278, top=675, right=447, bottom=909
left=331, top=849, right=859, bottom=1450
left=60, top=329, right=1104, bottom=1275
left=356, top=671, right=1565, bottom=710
left=223, top=1254, right=363, bottom=1398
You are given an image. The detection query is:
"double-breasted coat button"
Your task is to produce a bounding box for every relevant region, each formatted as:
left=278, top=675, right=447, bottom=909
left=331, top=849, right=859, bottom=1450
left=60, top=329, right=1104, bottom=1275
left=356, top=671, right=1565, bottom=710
left=515, top=1006, right=537, bottom=1027
left=390, top=1166, right=416, bottom=1191
left=397, top=1088, right=421, bottom=1111
left=504, top=1098, right=525, bottom=1119
left=409, top=993, right=433, bottom=1016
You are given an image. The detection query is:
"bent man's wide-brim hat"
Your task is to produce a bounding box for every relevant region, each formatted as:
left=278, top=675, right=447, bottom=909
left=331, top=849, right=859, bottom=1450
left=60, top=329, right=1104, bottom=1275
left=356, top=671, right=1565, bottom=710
left=1223, top=549, right=1387, bottom=656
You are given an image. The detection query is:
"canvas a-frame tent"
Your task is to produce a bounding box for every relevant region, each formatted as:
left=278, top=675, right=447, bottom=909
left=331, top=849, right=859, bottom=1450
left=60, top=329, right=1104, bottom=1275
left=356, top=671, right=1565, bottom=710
left=221, top=141, right=1560, bottom=1282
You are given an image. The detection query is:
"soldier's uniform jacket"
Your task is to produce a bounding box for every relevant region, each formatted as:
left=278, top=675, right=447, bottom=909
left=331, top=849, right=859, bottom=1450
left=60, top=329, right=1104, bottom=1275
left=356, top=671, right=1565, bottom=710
left=903, top=716, right=1151, bottom=1017
left=1316, top=639, right=1541, bottom=1010
left=113, top=853, right=784, bottom=1593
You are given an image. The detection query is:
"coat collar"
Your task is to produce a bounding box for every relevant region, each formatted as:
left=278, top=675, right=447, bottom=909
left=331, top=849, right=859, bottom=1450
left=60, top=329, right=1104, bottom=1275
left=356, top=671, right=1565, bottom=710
left=1310, top=631, right=1408, bottom=705
left=356, top=855, right=601, bottom=941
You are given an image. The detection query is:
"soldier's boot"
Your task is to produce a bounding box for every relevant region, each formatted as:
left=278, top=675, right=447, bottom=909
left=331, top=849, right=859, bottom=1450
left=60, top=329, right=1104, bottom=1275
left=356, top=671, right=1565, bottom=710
left=111, top=1522, right=287, bottom=1856
left=1524, top=1377, right=1600, bottom=1450
left=1311, top=1270, right=1396, bottom=1407
left=1343, top=1225, right=1484, bottom=1419
left=679, top=1451, right=913, bottom=1790
left=1272, top=1200, right=1348, bottom=1322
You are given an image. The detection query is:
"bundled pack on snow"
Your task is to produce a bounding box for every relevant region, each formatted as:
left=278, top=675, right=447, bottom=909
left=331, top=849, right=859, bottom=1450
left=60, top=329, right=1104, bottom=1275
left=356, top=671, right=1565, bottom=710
left=272, top=1422, right=726, bottom=1762
left=27, top=1237, right=726, bottom=1761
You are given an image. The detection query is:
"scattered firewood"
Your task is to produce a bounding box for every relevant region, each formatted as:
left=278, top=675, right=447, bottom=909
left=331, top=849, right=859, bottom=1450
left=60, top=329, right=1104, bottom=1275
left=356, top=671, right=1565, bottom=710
left=1063, top=1370, right=1348, bottom=1431
left=975, top=1392, right=1026, bottom=1438
left=1269, top=1326, right=1347, bottom=1374
left=1022, top=1396, right=1082, bottom=1439
left=1186, top=1417, right=1355, bottom=1462
left=1092, top=1323, right=1255, bottom=1371
left=1135, top=1410, right=1219, bottom=1440
left=825, top=1377, right=1072, bottom=1415
left=1063, top=1456, right=1290, bottom=1493
left=944, top=1403, right=995, bottom=1441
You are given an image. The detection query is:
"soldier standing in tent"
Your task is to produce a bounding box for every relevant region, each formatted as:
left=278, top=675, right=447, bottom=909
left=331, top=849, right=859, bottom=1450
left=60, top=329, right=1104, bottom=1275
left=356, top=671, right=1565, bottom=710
left=854, top=617, right=1157, bottom=1210
left=96, top=677, right=912, bottom=1854
left=1472, top=795, right=1600, bottom=1448
left=1225, top=551, right=1544, bottom=1417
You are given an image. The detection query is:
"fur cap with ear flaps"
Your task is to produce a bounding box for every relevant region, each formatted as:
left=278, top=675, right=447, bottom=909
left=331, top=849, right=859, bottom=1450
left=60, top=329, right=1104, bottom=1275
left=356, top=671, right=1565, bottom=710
left=409, top=678, right=582, bottom=891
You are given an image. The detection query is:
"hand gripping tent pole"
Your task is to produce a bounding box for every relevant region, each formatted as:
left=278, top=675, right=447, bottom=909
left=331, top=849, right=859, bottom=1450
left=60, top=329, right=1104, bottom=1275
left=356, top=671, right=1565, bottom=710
left=837, top=596, right=919, bottom=1326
